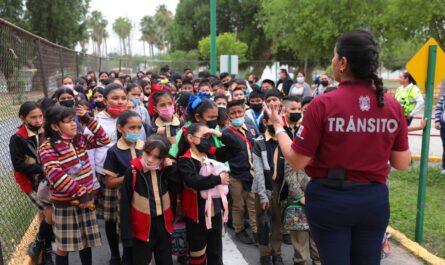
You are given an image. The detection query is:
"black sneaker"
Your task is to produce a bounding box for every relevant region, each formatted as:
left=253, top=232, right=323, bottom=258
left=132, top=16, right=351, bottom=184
left=273, top=255, right=284, bottom=265
left=235, top=230, right=255, bottom=244
left=109, top=256, right=122, bottom=265
left=282, top=233, right=292, bottom=245
left=260, top=256, right=273, bottom=265
left=27, top=237, right=44, bottom=260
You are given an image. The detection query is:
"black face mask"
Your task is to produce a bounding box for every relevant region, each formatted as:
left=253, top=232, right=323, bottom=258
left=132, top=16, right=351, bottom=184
left=60, top=100, right=75, bottom=108
left=289, top=112, right=302, bottom=123
left=95, top=101, right=106, bottom=109
left=320, top=80, right=329, bottom=87
left=26, top=123, right=42, bottom=132
left=250, top=103, right=263, bottom=113
left=206, top=119, right=218, bottom=129
left=267, top=125, right=275, bottom=134
left=196, top=137, right=211, bottom=153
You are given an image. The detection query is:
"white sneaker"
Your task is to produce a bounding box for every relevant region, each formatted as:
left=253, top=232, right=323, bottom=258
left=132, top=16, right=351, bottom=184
left=441, top=170, right=445, bottom=175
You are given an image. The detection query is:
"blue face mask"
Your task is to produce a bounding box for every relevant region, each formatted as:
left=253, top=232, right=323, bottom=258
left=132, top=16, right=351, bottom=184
left=132, top=98, right=140, bottom=107
left=231, top=117, right=245, bottom=127
left=125, top=132, right=141, bottom=143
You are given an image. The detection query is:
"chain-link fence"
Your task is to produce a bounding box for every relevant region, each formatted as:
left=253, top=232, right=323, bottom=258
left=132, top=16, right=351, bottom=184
left=0, top=18, right=154, bottom=264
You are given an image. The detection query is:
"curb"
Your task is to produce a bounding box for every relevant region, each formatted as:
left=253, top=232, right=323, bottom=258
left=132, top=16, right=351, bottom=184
left=411, top=154, right=442, bottom=163
left=7, top=214, right=39, bottom=265
left=387, top=226, right=445, bottom=265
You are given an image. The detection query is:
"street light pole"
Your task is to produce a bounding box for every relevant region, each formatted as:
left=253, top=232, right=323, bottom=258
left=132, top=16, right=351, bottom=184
left=210, top=0, right=217, bottom=75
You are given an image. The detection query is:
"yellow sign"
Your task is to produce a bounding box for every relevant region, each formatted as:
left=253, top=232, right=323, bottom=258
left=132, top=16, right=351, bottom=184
left=406, top=38, right=445, bottom=93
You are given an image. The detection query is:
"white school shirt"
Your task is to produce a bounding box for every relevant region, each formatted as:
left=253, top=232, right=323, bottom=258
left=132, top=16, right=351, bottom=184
left=94, top=111, right=118, bottom=174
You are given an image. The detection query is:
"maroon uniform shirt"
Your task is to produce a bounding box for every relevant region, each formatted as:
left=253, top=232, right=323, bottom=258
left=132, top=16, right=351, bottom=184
left=291, top=80, right=409, bottom=184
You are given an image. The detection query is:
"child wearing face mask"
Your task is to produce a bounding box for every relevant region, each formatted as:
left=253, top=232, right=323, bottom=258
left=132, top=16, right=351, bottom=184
left=245, top=90, right=265, bottom=133
left=177, top=123, right=242, bottom=265
left=282, top=96, right=303, bottom=140
left=120, top=135, right=182, bottom=265
left=126, top=83, right=152, bottom=133
left=10, top=102, right=54, bottom=265
left=38, top=105, right=110, bottom=265
left=94, top=83, right=128, bottom=265
left=151, top=90, right=183, bottom=144
left=102, top=110, right=144, bottom=264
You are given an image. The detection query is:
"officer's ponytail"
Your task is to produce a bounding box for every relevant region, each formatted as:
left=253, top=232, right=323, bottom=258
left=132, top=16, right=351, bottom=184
left=335, top=30, right=385, bottom=107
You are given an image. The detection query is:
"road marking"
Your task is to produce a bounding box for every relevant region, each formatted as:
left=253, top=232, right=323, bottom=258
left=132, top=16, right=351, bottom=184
left=223, top=233, right=248, bottom=264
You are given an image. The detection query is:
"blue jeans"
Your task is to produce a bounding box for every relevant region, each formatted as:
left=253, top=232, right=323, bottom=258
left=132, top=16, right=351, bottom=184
left=305, top=181, right=389, bottom=265
left=441, top=122, right=445, bottom=169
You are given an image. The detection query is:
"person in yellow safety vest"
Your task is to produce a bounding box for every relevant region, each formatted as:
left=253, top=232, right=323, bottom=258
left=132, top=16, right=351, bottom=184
left=395, top=71, right=424, bottom=125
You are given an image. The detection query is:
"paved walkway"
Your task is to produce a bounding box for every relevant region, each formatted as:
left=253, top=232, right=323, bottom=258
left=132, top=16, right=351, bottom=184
left=68, top=221, right=424, bottom=264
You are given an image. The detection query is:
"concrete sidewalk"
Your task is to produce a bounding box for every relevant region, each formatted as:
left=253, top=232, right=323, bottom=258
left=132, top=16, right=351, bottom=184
left=67, top=220, right=424, bottom=265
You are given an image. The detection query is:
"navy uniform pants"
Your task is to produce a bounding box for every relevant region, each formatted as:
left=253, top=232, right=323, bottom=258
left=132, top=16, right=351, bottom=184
left=305, top=181, right=389, bottom=265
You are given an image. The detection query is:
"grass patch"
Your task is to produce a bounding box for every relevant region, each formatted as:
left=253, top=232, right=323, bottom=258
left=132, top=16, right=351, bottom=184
left=390, top=166, right=445, bottom=258
left=0, top=172, right=36, bottom=262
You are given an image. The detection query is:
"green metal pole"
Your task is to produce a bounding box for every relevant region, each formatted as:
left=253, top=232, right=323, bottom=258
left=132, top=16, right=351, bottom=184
left=415, top=45, right=437, bottom=244
left=210, top=0, right=217, bottom=75
left=228, top=55, right=232, bottom=75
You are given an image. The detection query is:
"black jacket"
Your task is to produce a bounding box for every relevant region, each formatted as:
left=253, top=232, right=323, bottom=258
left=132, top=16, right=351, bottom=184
left=9, top=124, right=45, bottom=192
left=277, top=75, right=294, bottom=96
left=178, top=132, right=241, bottom=222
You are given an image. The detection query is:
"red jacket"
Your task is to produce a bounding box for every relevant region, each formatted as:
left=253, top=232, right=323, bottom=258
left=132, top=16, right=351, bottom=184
left=120, top=158, right=182, bottom=246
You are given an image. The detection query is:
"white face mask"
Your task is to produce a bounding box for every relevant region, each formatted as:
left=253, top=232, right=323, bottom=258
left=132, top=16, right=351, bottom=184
left=217, top=104, right=226, bottom=109
left=297, top=77, right=305, bottom=83
left=64, top=84, right=74, bottom=89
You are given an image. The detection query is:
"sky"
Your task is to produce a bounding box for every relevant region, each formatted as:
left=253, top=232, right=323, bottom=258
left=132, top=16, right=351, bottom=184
left=83, top=0, right=179, bottom=56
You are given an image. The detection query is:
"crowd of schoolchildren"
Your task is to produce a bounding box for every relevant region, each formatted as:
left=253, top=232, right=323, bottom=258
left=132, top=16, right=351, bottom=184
left=10, top=65, right=344, bottom=265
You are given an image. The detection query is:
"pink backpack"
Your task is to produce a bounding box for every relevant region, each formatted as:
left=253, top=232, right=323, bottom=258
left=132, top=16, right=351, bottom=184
left=199, top=158, right=229, bottom=229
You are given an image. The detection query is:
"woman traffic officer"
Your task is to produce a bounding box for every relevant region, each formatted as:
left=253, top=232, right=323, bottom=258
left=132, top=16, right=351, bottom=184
left=265, top=30, right=411, bottom=265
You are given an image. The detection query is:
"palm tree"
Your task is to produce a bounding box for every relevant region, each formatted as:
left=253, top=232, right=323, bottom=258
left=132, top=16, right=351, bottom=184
left=87, top=11, right=108, bottom=56
left=153, top=5, right=173, bottom=53
left=140, top=15, right=156, bottom=57
left=113, top=17, right=132, bottom=56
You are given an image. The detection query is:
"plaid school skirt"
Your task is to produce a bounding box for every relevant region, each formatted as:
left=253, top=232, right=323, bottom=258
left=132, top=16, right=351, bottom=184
left=95, top=181, right=120, bottom=222
left=52, top=206, right=102, bottom=252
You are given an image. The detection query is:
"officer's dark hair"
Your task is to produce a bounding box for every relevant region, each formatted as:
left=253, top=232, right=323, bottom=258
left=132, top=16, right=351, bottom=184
left=302, top=96, right=313, bottom=107
left=226, top=99, right=245, bottom=111
left=402, top=71, right=416, bottom=85
left=264, top=89, right=282, bottom=100
left=335, top=30, right=384, bottom=107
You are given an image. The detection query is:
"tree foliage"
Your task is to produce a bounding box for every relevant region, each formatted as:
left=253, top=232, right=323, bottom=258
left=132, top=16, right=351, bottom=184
left=168, top=0, right=269, bottom=60
left=0, top=0, right=27, bottom=27
left=25, top=0, right=90, bottom=49
left=87, top=10, right=108, bottom=56
left=198, top=32, right=248, bottom=62
left=113, top=17, right=132, bottom=56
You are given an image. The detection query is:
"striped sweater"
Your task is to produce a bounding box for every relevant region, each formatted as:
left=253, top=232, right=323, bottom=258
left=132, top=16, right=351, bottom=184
left=435, top=94, right=445, bottom=123
left=38, top=118, right=110, bottom=203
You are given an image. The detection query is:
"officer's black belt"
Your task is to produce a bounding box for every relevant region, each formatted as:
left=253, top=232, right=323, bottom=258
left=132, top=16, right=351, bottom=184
left=312, top=178, right=371, bottom=189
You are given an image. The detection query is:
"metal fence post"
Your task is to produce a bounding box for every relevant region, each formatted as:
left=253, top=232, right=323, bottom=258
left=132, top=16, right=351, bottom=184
left=76, top=52, right=79, bottom=78
left=99, top=57, right=102, bottom=73
left=59, top=47, right=64, bottom=78
left=119, top=59, right=122, bottom=72
left=36, top=40, right=48, bottom=97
